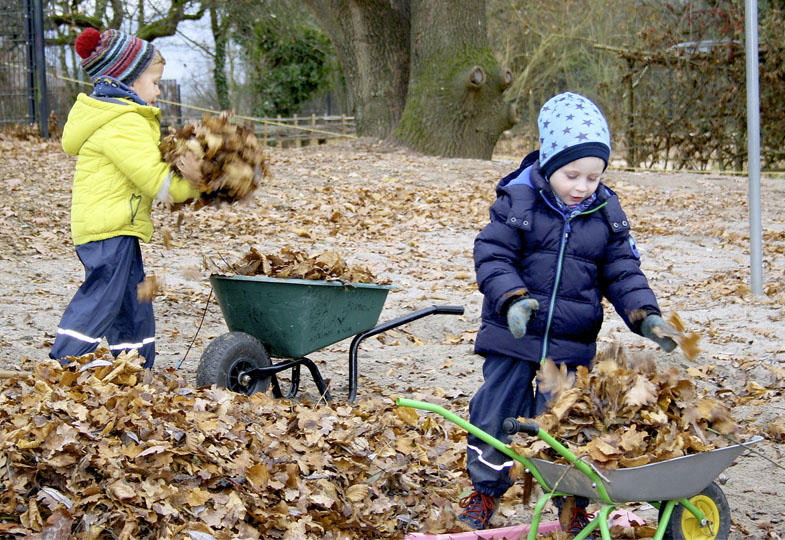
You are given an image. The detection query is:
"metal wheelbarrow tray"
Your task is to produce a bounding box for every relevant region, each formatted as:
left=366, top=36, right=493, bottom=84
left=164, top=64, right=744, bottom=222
left=197, top=275, right=463, bottom=401
left=528, top=442, right=756, bottom=503
left=396, top=398, right=763, bottom=540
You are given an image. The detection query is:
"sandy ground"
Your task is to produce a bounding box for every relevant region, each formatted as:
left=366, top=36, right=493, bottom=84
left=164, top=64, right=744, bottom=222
left=0, top=132, right=784, bottom=538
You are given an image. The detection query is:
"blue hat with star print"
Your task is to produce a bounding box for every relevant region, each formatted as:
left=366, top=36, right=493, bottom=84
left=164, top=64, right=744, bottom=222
left=537, top=92, right=611, bottom=180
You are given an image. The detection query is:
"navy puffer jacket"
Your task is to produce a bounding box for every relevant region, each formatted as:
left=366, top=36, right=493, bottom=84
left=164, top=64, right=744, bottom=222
left=474, top=151, right=661, bottom=366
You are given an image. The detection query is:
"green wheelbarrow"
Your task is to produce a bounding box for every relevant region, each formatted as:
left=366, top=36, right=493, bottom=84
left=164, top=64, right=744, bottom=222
left=196, top=274, right=463, bottom=401
left=396, top=398, right=763, bottom=540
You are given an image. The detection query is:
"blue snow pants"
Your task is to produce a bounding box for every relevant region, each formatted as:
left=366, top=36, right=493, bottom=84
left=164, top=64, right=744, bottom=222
left=466, top=354, right=582, bottom=498
left=49, top=236, right=155, bottom=368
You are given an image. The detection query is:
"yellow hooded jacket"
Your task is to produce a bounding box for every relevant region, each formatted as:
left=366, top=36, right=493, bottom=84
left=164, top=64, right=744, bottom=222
left=61, top=93, right=200, bottom=246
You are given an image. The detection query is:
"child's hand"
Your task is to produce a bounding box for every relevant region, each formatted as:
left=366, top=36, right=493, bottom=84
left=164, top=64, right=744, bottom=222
left=507, top=298, right=539, bottom=339
left=641, top=314, right=678, bottom=352
left=176, top=150, right=203, bottom=184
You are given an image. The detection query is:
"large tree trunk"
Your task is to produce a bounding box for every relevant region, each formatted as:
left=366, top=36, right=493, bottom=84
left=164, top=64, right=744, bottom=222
left=210, top=6, right=231, bottom=110
left=304, top=0, right=515, bottom=158
left=397, top=0, right=516, bottom=158
left=302, top=0, right=410, bottom=138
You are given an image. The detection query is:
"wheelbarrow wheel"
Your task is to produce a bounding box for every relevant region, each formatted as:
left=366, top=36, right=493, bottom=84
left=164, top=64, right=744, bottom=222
left=196, top=332, right=271, bottom=396
left=658, top=481, right=731, bottom=540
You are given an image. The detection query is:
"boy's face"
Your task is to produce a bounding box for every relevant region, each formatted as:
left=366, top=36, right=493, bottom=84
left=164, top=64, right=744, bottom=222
left=130, top=62, right=164, bottom=105
left=548, top=157, right=604, bottom=206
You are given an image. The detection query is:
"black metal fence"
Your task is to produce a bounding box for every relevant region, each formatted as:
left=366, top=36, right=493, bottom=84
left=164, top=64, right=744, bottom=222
left=0, top=0, right=184, bottom=138
left=1, top=1, right=353, bottom=145
left=1, top=0, right=48, bottom=136
left=158, top=79, right=183, bottom=129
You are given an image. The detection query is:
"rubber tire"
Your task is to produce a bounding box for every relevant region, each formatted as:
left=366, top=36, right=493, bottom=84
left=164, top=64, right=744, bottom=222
left=196, top=332, right=271, bottom=396
left=658, top=481, right=731, bottom=540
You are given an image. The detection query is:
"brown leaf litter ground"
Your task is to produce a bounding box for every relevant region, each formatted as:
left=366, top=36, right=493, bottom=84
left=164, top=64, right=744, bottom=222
left=0, top=130, right=784, bottom=538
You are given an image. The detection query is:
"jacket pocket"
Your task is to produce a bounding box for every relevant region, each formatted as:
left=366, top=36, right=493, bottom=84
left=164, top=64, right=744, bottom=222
left=129, top=194, right=142, bottom=225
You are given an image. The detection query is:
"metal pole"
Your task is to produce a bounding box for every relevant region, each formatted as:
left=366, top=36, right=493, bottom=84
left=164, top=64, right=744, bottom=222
left=745, top=0, right=762, bottom=295
left=32, top=0, right=49, bottom=137
left=175, top=83, right=183, bottom=127
left=24, top=0, right=36, bottom=123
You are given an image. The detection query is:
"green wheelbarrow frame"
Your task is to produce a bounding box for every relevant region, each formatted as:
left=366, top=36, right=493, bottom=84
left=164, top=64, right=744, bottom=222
left=199, top=275, right=463, bottom=401
left=396, top=398, right=761, bottom=540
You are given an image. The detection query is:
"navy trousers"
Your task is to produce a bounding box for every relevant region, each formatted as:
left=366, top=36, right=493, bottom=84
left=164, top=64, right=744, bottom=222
left=466, top=354, right=584, bottom=497
left=466, top=354, right=543, bottom=497
left=50, top=236, right=155, bottom=368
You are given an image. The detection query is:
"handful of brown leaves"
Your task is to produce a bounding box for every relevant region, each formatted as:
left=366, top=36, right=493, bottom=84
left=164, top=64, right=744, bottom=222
left=159, top=112, right=270, bottom=207
left=629, top=309, right=702, bottom=360
left=511, top=342, right=738, bottom=470
left=229, top=247, right=388, bottom=284
left=136, top=274, right=164, bottom=302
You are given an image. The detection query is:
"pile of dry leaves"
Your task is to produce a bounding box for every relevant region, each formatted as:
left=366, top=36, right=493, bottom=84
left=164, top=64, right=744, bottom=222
left=229, top=247, right=387, bottom=285
left=512, top=341, right=740, bottom=470
left=159, top=113, right=270, bottom=207
left=0, top=351, right=467, bottom=539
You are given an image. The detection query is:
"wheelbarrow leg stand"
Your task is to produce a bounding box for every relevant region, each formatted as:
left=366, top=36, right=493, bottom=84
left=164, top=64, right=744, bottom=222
left=528, top=492, right=611, bottom=540
left=253, top=357, right=332, bottom=401
left=347, top=305, right=464, bottom=402
left=527, top=493, right=553, bottom=540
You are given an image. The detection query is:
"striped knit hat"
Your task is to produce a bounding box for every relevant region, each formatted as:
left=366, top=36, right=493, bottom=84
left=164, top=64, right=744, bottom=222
left=75, top=28, right=156, bottom=85
left=538, top=92, right=611, bottom=180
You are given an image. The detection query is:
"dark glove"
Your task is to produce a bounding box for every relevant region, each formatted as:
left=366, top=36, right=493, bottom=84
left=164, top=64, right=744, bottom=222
left=641, top=314, right=678, bottom=352
left=506, top=298, right=539, bottom=339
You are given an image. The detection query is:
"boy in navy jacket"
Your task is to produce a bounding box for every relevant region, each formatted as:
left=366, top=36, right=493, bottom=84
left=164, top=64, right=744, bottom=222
left=459, top=92, right=677, bottom=535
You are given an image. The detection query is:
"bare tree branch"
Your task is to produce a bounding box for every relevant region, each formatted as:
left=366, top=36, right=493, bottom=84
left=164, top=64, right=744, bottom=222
left=136, top=0, right=207, bottom=41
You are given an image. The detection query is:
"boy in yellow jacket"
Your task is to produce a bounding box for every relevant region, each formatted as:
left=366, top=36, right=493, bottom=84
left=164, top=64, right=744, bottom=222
left=50, top=28, right=202, bottom=368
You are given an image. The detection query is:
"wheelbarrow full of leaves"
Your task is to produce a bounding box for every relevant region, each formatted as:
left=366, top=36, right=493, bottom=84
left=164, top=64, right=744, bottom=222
left=196, top=274, right=463, bottom=401
left=396, top=398, right=762, bottom=540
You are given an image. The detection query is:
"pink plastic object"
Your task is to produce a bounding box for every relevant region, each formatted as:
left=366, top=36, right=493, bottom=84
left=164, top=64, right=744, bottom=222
left=403, top=510, right=647, bottom=540
left=607, top=508, right=646, bottom=528
left=404, top=520, right=561, bottom=540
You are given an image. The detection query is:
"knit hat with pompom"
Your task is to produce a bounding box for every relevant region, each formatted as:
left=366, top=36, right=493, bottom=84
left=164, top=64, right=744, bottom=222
left=75, top=28, right=156, bottom=84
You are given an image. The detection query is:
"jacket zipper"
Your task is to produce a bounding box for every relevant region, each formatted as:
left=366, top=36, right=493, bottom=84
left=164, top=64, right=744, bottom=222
left=537, top=192, right=608, bottom=363
left=541, top=218, right=571, bottom=362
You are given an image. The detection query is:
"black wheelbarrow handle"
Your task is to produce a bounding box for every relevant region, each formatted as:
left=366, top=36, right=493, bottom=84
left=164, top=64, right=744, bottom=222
left=503, top=417, right=540, bottom=436
left=347, top=305, right=465, bottom=402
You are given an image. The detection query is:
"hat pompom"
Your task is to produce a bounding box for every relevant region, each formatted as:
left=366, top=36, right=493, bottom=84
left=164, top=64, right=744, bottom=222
left=75, top=28, right=101, bottom=59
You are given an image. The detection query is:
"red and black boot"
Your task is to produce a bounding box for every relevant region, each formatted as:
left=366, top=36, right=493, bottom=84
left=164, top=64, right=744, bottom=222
left=457, top=491, right=498, bottom=530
